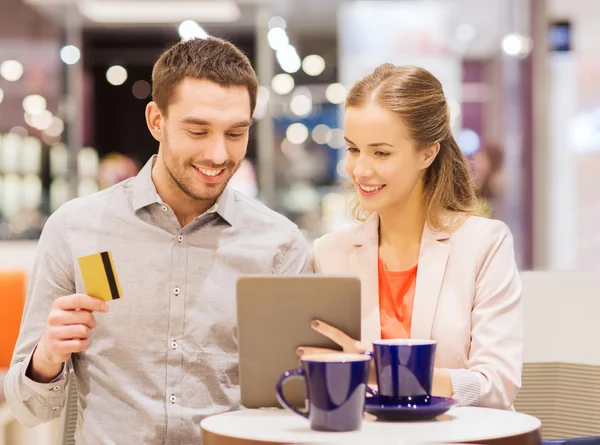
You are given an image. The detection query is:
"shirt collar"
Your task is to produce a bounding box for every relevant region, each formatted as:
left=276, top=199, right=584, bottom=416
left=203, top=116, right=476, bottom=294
left=132, top=155, right=236, bottom=226
left=214, top=185, right=236, bottom=226
left=132, top=156, right=160, bottom=212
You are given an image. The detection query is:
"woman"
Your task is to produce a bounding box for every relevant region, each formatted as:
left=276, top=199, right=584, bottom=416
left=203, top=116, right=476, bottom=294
left=300, top=64, right=522, bottom=410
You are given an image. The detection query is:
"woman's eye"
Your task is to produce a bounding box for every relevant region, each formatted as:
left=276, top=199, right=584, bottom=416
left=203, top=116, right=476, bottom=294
left=375, top=151, right=390, bottom=157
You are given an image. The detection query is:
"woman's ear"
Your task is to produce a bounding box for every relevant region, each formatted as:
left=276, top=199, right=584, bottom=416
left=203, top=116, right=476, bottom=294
left=421, top=142, right=440, bottom=170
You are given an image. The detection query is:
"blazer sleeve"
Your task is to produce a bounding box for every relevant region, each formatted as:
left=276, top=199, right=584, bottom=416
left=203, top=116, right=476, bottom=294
left=312, top=236, right=323, bottom=273
left=446, top=221, right=523, bottom=409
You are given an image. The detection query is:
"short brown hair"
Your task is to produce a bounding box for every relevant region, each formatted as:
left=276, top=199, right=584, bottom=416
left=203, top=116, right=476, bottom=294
left=346, top=64, right=480, bottom=231
left=152, top=37, right=258, bottom=116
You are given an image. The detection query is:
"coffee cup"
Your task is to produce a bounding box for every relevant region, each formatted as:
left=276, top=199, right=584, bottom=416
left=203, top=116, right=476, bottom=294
left=369, top=339, right=436, bottom=405
left=276, top=353, right=371, bottom=432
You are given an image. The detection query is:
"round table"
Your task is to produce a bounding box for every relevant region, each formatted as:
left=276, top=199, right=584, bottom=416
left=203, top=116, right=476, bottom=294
left=201, top=407, right=541, bottom=445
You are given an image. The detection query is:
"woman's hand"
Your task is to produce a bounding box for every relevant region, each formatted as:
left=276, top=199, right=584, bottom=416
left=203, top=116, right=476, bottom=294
left=297, top=320, right=377, bottom=384
left=298, top=319, right=453, bottom=397
left=296, top=319, right=371, bottom=357
left=432, top=368, right=453, bottom=397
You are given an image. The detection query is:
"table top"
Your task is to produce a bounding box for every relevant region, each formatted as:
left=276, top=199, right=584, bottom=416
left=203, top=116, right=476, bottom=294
left=201, top=407, right=541, bottom=444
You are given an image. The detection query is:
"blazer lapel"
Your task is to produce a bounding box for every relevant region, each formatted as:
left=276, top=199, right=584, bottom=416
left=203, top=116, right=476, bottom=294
left=410, top=224, right=450, bottom=340
left=349, top=213, right=381, bottom=344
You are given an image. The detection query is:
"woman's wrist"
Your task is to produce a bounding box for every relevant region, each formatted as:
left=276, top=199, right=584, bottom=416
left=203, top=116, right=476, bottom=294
left=431, top=368, right=453, bottom=397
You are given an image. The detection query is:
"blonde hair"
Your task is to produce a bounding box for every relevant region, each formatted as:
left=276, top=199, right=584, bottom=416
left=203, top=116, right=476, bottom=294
left=345, top=64, right=481, bottom=231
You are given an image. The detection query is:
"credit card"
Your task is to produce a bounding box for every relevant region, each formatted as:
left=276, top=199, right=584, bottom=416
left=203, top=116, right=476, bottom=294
left=77, top=251, right=122, bottom=302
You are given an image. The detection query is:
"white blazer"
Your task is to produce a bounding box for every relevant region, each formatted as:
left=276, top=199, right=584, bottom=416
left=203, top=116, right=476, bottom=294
left=312, top=213, right=523, bottom=410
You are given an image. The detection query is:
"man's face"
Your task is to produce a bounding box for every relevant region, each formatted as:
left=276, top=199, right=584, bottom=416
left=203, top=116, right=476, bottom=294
left=148, top=78, right=252, bottom=202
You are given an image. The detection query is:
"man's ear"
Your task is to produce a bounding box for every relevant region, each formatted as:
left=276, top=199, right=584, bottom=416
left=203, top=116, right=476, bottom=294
left=146, top=102, right=164, bottom=142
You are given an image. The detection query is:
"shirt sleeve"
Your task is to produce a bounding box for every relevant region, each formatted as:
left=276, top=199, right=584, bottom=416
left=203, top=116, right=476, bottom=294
left=272, top=226, right=312, bottom=275
left=3, top=205, right=76, bottom=427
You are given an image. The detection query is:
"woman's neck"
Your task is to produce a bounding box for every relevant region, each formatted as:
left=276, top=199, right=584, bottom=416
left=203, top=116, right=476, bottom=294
left=378, top=186, right=426, bottom=250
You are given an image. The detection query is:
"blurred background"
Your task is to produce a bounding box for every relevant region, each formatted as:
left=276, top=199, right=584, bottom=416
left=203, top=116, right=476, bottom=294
left=2, top=1, right=600, bottom=443
left=0, top=0, right=598, bottom=272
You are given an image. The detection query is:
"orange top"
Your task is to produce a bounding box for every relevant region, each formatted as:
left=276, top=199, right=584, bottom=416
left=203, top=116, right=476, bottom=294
left=378, top=256, right=417, bottom=339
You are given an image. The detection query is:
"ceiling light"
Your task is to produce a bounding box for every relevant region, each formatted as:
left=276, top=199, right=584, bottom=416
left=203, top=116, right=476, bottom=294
left=268, top=16, right=286, bottom=30
left=312, top=124, right=331, bottom=145
left=45, top=117, right=65, bottom=138
left=302, top=55, right=325, bottom=76
left=178, top=20, right=209, bottom=40
left=60, top=45, right=81, bottom=65
left=0, top=60, right=24, bottom=82
left=267, top=28, right=289, bottom=51
left=327, top=128, right=345, bottom=149
left=290, top=94, right=312, bottom=117
left=22, top=95, right=47, bottom=115
left=132, top=80, right=151, bottom=99
left=276, top=45, right=301, bottom=74
left=29, top=110, right=54, bottom=131
left=106, top=65, right=128, bottom=86
left=271, top=73, right=294, bottom=95
left=501, top=33, right=533, bottom=58
left=78, top=0, right=240, bottom=23
left=286, top=123, right=309, bottom=145
left=325, top=83, right=347, bottom=104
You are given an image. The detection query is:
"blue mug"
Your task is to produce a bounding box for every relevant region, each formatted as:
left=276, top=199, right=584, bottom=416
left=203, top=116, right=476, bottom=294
left=276, top=353, right=371, bottom=432
left=370, top=339, right=436, bottom=405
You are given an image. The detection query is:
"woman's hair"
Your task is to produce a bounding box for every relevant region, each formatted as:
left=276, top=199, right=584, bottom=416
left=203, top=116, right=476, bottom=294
left=345, top=63, right=481, bottom=231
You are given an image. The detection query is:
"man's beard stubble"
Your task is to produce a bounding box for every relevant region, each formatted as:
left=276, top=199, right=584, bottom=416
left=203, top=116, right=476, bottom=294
left=161, top=136, right=243, bottom=202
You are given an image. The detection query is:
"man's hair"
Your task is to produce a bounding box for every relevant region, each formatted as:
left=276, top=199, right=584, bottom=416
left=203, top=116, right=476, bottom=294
left=152, top=37, right=258, bottom=116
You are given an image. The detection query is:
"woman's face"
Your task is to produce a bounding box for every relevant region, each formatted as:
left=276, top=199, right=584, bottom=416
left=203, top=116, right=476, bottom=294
left=344, top=103, right=436, bottom=214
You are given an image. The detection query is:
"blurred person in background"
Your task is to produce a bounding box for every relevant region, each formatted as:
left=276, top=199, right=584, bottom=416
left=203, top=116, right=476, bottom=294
left=472, top=141, right=505, bottom=218
left=5, top=37, right=310, bottom=444
left=302, top=64, right=522, bottom=410
left=97, top=152, right=140, bottom=190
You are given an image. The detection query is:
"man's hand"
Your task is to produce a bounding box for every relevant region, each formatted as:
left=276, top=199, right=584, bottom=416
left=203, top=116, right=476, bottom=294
left=29, top=294, right=109, bottom=383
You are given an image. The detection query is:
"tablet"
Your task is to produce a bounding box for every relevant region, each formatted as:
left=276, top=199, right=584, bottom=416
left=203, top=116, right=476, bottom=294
left=236, top=275, right=361, bottom=409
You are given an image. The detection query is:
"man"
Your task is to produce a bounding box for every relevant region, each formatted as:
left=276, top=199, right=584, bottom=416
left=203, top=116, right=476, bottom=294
left=4, top=37, right=310, bottom=444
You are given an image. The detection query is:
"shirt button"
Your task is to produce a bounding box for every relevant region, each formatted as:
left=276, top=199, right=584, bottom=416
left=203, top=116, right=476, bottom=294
left=170, top=395, right=176, bottom=404
left=52, top=406, right=59, bottom=411
left=177, top=235, right=184, bottom=243
left=51, top=385, right=60, bottom=391
left=173, top=287, right=180, bottom=295
left=171, top=341, right=178, bottom=349
left=161, top=205, right=168, bottom=212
